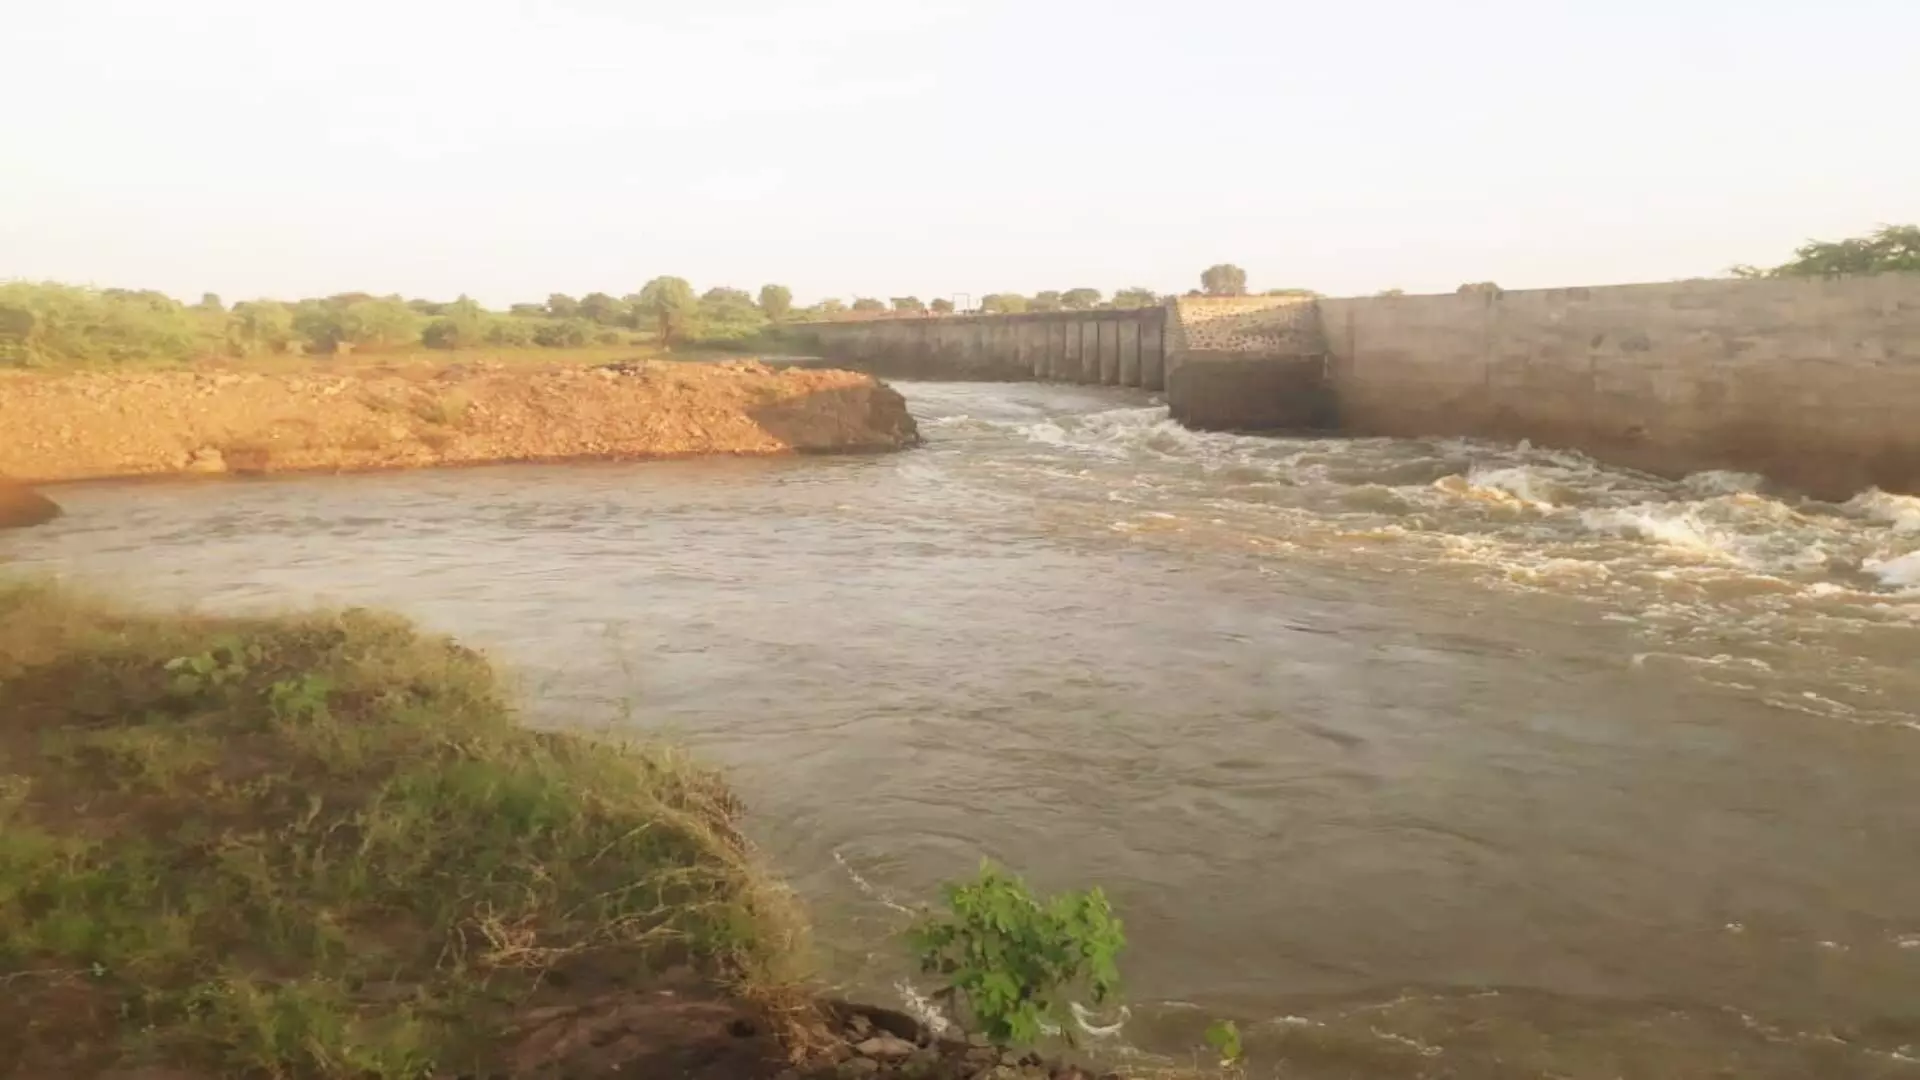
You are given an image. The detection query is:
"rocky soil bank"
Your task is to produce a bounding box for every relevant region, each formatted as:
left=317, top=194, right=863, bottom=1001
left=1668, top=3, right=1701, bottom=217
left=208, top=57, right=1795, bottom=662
left=0, top=359, right=919, bottom=484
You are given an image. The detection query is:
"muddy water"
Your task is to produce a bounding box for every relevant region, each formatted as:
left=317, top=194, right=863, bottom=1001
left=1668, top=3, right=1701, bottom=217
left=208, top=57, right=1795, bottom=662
left=7, top=382, right=1920, bottom=1078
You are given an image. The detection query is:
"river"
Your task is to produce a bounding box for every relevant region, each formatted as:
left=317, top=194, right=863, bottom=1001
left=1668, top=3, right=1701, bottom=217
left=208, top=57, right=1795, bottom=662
left=7, top=381, right=1920, bottom=1078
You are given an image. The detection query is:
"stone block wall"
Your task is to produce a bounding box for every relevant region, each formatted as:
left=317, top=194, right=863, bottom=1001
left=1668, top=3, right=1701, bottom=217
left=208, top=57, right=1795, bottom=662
left=1320, top=275, right=1920, bottom=497
left=1163, top=295, right=1332, bottom=429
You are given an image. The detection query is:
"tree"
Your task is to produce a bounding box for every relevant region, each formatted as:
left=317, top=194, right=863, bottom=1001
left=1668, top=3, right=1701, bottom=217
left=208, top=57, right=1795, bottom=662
left=421, top=318, right=473, bottom=349
left=485, top=319, right=537, bottom=346
left=225, top=301, right=294, bottom=355
left=850, top=297, right=886, bottom=312
left=694, top=287, right=767, bottom=343
left=930, top=298, right=955, bottom=315
left=1739, top=224, right=1920, bottom=278
left=758, top=284, right=793, bottom=321
left=980, top=293, right=1029, bottom=314
left=1200, top=264, right=1248, bottom=297
left=635, top=277, right=697, bottom=347
left=1111, top=288, right=1158, bottom=308
left=891, top=296, right=926, bottom=314
left=422, top=295, right=486, bottom=349
left=1456, top=282, right=1502, bottom=295
left=579, top=292, right=625, bottom=325
left=817, top=298, right=847, bottom=317
left=701, top=287, right=754, bottom=307
left=1263, top=288, right=1319, bottom=298
left=197, top=292, right=224, bottom=313
left=533, top=320, right=591, bottom=348
left=1029, top=291, right=1063, bottom=312
left=508, top=302, right=547, bottom=317
left=1060, top=288, right=1101, bottom=310
left=546, top=293, right=580, bottom=318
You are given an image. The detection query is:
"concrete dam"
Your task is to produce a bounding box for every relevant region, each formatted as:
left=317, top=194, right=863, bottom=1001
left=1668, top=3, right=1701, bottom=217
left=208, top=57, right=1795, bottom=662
left=784, top=277, right=1920, bottom=499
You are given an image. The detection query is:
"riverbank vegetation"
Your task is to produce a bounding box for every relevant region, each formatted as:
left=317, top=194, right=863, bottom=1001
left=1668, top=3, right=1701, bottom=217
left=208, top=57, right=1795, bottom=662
left=0, top=580, right=809, bottom=1077
left=0, top=583, right=1191, bottom=1079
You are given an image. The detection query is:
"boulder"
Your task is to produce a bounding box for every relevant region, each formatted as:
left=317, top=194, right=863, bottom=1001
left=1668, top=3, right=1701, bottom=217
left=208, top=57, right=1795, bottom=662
left=0, top=475, right=60, bottom=529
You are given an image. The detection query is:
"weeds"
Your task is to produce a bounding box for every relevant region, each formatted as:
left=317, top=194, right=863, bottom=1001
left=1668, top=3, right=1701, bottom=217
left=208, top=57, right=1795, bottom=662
left=409, top=391, right=472, bottom=427
left=1205, top=1019, right=1244, bottom=1071
left=0, top=581, right=805, bottom=1077
left=905, top=860, right=1125, bottom=1048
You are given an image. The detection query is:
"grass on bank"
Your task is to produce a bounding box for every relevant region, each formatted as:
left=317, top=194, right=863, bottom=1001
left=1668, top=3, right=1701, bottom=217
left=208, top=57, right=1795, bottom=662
left=0, top=581, right=808, bottom=1078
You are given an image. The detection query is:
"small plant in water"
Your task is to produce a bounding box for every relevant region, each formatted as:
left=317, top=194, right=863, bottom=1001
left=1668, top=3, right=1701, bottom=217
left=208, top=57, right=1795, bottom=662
left=904, top=859, right=1124, bottom=1048
left=1205, top=1018, right=1245, bottom=1070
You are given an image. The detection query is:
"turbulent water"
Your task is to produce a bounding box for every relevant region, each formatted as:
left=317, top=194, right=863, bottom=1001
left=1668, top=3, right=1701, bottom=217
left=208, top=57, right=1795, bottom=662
left=7, top=381, right=1920, bottom=1078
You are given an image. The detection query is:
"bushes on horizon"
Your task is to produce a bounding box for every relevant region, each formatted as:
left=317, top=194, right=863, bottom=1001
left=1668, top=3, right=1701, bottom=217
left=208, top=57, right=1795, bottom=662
left=758, top=284, right=793, bottom=321
left=0, top=282, right=210, bottom=366
left=1732, top=223, right=1920, bottom=279
left=225, top=300, right=296, bottom=356
left=689, top=286, right=768, bottom=345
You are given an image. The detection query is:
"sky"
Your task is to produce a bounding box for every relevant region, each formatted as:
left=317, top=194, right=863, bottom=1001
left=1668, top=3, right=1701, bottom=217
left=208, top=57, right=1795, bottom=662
left=2, top=0, right=1917, bottom=307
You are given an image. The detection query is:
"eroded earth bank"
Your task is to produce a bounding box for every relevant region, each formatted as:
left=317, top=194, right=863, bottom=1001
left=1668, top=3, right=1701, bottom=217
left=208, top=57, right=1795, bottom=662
left=0, top=359, right=919, bottom=485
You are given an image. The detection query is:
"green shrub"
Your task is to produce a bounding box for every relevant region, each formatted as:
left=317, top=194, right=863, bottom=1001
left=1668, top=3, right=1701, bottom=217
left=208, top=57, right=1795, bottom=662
left=0, top=282, right=214, bottom=366
left=904, top=861, right=1124, bottom=1047
left=1206, top=1019, right=1244, bottom=1068
left=532, top=320, right=590, bottom=348
left=484, top=318, right=536, bottom=347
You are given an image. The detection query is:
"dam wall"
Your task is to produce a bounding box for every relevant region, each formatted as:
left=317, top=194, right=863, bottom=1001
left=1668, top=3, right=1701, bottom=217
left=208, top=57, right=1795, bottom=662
left=1319, top=275, right=1920, bottom=498
left=781, top=274, right=1920, bottom=497
left=1164, top=295, right=1331, bottom=431
left=784, top=308, right=1168, bottom=389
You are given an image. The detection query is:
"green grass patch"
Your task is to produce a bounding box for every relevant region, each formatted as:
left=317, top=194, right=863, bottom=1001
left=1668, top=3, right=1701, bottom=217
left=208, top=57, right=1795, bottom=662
left=0, top=580, right=807, bottom=1078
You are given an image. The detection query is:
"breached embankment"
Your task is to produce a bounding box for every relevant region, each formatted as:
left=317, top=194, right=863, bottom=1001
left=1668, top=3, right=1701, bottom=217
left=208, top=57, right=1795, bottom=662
left=0, top=359, right=919, bottom=485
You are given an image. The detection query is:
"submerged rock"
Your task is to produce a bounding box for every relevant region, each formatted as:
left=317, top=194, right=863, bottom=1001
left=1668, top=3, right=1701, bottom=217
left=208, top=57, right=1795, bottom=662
left=0, top=475, right=59, bottom=529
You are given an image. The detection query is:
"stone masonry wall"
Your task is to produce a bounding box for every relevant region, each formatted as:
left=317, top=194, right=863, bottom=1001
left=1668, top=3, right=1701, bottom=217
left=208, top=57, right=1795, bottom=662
left=1319, top=275, right=1920, bottom=498
left=1165, top=295, right=1332, bottom=429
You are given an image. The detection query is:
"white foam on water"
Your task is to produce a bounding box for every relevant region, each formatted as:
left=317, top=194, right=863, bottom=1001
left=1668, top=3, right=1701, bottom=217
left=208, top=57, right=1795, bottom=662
left=832, top=848, right=915, bottom=916
left=1848, top=489, right=1920, bottom=534
left=1461, top=464, right=1564, bottom=508
left=893, top=979, right=954, bottom=1036
left=1681, top=470, right=1768, bottom=497
left=1867, top=550, right=1920, bottom=591
left=1582, top=505, right=1739, bottom=562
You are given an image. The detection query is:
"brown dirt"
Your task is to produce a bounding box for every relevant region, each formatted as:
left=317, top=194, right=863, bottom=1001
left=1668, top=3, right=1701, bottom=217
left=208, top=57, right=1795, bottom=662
left=0, top=360, right=919, bottom=485
left=0, top=475, right=60, bottom=528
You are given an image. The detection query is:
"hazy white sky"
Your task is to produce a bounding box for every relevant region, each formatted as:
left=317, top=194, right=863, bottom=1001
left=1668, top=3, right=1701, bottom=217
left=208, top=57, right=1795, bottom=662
left=3, top=0, right=1916, bottom=306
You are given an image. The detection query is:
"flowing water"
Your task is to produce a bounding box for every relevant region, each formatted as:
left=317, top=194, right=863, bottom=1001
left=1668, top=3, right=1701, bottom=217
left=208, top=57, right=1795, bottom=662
left=7, top=381, right=1920, bottom=1078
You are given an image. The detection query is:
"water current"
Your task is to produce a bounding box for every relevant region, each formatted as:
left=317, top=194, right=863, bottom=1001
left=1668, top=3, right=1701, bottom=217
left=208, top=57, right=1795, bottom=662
left=6, top=381, right=1920, bottom=1078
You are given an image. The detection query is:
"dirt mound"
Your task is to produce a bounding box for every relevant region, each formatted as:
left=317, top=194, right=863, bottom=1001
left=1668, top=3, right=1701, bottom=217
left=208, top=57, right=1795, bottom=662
left=0, top=475, right=59, bottom=528
left=0, top=359, right=919, bottom=484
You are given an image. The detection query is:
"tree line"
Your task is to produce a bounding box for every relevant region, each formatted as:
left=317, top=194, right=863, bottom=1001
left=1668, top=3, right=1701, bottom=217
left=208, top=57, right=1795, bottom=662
left=12, top=226, right=1910, bottom=366
left=0, top=278, right=809, bottom=367
left=830, top=265, right=1323, bottom=320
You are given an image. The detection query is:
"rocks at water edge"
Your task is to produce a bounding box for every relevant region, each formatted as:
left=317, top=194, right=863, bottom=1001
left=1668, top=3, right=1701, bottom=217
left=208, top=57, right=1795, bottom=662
left=809, top=1001, right=1118, bottom=1080
left=0, top=475, right=59, bottom=529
